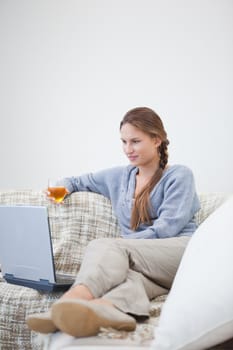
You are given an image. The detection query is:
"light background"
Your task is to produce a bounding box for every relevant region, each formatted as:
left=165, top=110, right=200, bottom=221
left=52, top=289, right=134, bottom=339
left=0, top=0, right=232, bottom=192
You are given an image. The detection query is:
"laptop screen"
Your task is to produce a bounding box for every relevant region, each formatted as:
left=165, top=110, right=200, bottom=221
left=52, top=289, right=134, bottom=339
left=0, top=205, right=56, bottom=283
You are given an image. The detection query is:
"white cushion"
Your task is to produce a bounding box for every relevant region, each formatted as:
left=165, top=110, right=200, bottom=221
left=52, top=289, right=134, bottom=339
left=152, top=196, right=233, bottom=350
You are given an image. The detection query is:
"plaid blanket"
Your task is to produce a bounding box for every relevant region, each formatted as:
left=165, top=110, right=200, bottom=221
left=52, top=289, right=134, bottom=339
left=0, top=190, right=229, bottom=350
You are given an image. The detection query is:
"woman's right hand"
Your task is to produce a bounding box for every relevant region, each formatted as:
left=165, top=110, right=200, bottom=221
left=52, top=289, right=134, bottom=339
left=45, top=187, right=70, bottom=204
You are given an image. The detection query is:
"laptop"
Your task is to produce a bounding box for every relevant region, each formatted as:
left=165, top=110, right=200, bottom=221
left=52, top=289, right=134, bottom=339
left=0, top=205, right=75, bottom=292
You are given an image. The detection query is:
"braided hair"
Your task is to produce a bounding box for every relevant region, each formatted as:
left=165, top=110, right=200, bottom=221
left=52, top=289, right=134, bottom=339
left=120, top=107, right=169, bottom=230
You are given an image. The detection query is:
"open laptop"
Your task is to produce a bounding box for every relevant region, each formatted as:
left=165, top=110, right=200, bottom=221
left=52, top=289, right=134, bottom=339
left=0, top=205, right=75, bottom=292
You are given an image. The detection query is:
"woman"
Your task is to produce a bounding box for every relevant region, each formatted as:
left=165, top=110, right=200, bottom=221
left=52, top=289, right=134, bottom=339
left=27, top=107, right=200, bottom=337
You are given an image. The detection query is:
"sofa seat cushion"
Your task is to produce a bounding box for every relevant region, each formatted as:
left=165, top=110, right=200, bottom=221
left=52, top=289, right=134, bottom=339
left=0, top=278, right=61, bottom=349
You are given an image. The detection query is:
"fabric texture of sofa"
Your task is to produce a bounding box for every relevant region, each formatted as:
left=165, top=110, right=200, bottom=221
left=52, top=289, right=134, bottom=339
left=0, top=190, right=230, bottom=350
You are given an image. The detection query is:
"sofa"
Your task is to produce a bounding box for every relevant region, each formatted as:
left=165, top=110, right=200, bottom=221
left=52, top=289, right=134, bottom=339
left=0, top=189, right=231, bottom=350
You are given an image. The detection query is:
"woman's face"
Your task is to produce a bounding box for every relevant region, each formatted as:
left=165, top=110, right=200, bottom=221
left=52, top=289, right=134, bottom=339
left=120, top=123, right=161, bottom=167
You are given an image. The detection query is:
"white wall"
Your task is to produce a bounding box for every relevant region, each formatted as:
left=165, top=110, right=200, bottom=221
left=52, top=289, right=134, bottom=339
left=0, top=0, right=233, bottom=192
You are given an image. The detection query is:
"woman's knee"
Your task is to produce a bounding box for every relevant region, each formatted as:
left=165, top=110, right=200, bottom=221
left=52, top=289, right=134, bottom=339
left=87, top=237, right=116, bottom=249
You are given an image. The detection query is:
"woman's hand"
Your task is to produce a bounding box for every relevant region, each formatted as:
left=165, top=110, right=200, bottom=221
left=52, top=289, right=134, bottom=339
left=44, top=188, right=70, bottom=204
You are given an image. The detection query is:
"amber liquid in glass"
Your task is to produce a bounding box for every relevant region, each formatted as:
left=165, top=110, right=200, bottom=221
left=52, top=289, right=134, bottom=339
left=48, top=187, right=68, bottom=203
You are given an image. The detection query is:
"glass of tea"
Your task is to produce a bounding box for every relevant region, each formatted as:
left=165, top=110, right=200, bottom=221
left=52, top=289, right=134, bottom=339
left=47, top=178, right=69, bottom=204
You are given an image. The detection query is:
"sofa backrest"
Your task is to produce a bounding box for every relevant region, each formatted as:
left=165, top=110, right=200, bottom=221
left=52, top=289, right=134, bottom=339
left=0, top=190, right=230, bottom=276
left=195, top=192, right=230, bottom=226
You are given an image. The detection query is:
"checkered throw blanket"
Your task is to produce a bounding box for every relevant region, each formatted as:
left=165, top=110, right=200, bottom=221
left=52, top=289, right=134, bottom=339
left=0, top=190, right=229, bottom=350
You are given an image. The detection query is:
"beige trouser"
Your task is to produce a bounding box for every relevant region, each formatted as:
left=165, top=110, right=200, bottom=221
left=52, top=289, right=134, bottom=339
left=73, top=236, right=190, bottom=317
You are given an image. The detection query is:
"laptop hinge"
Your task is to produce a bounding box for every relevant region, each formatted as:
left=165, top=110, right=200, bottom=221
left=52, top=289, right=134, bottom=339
left=39, top=279, right=51, bottom=285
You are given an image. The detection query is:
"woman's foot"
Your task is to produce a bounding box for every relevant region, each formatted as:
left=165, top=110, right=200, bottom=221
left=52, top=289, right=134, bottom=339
left=26, top=311, right=57, bottom=334
left=51, top=298, right=136, bottom=337
left=26, top=284, right=94, bottom=334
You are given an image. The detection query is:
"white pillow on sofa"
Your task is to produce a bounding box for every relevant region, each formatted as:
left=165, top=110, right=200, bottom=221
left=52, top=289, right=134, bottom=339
left=152, top=196, right=233, bottom=350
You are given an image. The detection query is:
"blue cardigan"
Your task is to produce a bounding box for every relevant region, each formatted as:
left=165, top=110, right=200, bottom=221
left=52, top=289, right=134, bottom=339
left=64, top=164, right=200, bottom=239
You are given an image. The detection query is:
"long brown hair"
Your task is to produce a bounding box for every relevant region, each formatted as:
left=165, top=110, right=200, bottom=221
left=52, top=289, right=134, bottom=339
left=120, top=107, right=169, bottom=230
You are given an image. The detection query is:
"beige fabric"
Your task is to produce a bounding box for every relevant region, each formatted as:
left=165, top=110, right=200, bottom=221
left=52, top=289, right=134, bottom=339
left=74, top=236, right=189, bottom=316
left=0, top=190, right=230, bottom=349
